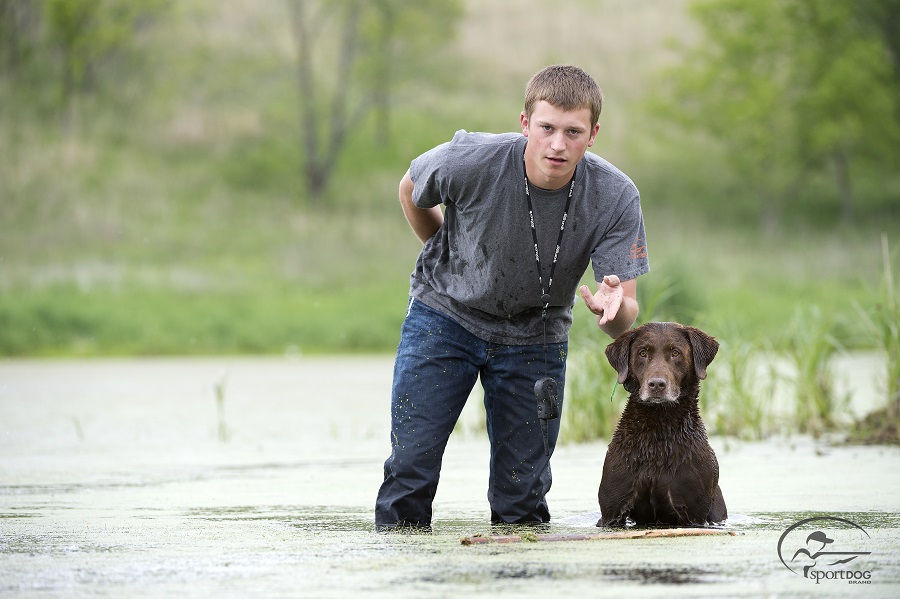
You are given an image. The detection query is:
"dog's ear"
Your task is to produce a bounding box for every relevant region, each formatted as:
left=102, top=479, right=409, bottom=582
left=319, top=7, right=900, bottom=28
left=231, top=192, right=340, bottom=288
left=682, top=326, right=719, bottom=380
left=605, top=329, right=634, bottom=384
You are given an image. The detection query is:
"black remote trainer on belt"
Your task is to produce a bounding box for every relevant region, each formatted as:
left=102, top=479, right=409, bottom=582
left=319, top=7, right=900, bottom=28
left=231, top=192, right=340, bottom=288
left=535, top=377, right=559, bottom=456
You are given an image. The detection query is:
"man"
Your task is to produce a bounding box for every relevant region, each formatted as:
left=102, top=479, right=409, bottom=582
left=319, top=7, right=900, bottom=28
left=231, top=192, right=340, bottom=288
left=375, top=65, right=650, bottom=530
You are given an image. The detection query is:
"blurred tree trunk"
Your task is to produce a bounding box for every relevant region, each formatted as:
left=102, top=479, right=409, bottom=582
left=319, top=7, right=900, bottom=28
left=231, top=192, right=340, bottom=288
left=0, top=0, right=39, bottom=76
left=371, top=0, right=395, bottom=147
left=853, top=0, right=900, bottom=118
left=290, top=0, right=364, bottom=201
left=45, top=0, right=93, bottom=127
left=831, top=149, right=854, bottom=224
left=288, top=0, right=463, bottom=202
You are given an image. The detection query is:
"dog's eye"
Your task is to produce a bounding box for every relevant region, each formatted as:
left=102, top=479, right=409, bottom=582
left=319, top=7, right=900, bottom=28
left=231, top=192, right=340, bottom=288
left=671, top=349, right=681, bottom=358
left=638, top=349, right=648, bottom=358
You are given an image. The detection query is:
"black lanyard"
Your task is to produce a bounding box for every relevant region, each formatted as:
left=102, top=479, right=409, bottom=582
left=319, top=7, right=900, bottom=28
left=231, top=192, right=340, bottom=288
left=525, top=162, right=573, bottom=444
left=523, top=162, right=576, bottom=319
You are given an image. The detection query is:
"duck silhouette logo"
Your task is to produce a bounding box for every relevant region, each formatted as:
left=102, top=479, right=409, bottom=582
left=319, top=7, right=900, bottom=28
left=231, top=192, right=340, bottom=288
left=777, top=516, right=873, bottom=584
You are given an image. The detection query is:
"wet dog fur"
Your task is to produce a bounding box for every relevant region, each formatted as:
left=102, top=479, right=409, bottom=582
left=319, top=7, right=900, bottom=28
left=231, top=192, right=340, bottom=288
left=598, top=322, right=727, bottom=527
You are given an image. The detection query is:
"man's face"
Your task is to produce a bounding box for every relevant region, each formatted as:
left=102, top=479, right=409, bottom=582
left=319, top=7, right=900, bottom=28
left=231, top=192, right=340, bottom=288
left=521, top=100, right=599, bottom=190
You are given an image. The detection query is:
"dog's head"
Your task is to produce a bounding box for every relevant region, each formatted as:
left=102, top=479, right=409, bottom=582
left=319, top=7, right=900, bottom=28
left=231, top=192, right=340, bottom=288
left=605, top=322, right=719, bottom=403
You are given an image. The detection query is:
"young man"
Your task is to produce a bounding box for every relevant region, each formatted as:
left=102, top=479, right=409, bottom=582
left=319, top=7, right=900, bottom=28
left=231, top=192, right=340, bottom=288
left=375, top=65, right=650, bottom=529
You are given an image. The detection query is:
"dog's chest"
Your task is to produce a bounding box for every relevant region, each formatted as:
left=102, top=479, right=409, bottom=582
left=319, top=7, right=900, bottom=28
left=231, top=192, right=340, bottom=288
left=618, top=419, right=702, bottom=472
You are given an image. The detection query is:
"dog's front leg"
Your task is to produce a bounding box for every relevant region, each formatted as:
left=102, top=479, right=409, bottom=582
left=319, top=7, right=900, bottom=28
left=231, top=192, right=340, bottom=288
left=597, top=457, right=637, bottom=527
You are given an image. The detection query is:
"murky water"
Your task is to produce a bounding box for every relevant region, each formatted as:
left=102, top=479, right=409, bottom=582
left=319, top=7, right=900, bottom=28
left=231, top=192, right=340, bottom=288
left=1, top=356, right=898, bottom=598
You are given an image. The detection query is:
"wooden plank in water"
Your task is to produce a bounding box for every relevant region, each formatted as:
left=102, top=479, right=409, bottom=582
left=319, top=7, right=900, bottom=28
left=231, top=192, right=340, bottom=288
left=460, top=527, right=736, bottom=545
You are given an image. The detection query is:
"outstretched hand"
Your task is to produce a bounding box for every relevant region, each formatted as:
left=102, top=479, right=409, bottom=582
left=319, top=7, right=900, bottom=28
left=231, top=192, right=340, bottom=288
left=579, top=275, right=623, bottom=327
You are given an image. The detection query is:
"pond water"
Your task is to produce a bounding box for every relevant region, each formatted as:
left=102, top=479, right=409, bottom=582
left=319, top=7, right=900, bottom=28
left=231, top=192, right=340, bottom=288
left=1, top=356, right=898, bottom=598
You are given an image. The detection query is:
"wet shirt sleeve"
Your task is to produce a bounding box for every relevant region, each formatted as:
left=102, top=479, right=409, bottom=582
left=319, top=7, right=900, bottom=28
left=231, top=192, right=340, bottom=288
left=409, top=138, right=462, bottom=209
left=590, top=188, right=650, bottom=283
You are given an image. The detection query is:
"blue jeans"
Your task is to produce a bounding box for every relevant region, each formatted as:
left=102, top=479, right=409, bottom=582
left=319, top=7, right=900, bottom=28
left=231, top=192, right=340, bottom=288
left=375, top=298, right=567, bottom=528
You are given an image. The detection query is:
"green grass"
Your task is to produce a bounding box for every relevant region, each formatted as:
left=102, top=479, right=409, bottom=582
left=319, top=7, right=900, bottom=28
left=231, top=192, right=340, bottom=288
left=561, top=333, right=623, bottom=443
left=702, top=336, right=775, bottom=441
left=0, top=281, right=408, bottom=356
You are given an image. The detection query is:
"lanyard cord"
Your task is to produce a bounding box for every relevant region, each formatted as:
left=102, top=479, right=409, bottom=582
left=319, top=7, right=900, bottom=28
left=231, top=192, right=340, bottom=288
left=524, top=161, right=576, bottom=375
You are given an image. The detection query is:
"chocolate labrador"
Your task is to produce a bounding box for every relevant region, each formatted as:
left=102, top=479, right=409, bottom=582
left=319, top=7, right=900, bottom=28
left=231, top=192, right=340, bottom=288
left=598, top=322, right=727, bottom=527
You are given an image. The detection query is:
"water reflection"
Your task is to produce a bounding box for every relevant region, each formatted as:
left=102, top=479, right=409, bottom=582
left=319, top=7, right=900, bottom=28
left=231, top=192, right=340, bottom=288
left=604, top=565, right=717, bottom=585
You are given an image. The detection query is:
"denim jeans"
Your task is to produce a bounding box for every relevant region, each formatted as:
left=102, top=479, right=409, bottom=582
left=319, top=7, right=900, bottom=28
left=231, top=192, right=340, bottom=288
left=375, top=298, right=567, bottom=528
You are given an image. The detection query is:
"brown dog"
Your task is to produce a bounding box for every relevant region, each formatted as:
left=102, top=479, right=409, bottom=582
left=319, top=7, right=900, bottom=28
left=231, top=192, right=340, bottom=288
left=598, top=322, right=727, bottom=527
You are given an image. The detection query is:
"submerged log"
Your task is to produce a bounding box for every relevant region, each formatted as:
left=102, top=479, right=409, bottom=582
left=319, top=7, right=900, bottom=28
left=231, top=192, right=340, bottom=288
left=460, top=527, right=736, bottom=545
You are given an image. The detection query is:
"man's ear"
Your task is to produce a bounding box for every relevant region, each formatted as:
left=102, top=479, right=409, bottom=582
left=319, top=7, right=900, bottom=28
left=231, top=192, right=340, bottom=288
left=520, top=111, right=529, bottom=136
left=588, top=122, right=600, bottom=147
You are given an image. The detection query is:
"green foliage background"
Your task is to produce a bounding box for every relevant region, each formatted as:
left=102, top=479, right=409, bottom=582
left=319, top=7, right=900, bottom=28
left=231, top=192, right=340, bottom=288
left=1, top=0, right=898, bottom=360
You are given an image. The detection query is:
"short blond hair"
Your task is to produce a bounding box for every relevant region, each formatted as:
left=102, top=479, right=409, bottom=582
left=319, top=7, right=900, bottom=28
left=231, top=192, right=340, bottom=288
left=524, top=65, right=603, bottom=126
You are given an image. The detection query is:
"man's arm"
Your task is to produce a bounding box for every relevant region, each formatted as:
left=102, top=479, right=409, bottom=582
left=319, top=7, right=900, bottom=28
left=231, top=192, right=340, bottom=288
left=578, top=275, right=639, bottom=339
left=399, top=169, right=443, bottom=244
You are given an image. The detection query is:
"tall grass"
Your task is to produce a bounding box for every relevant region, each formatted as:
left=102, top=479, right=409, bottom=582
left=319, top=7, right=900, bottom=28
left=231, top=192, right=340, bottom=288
left=562, top=334, right=623, bottom=443
left=565, top=305, right=855, bottom=444
left=780, top=307, right=851, bottom=437
left=213, top=370, right=230, bottom=442
left=703, top=336, right=776, bottom=440
left=861, top=235, right=900, bottom=404
left=547, top=231, right=900, bottom=444
left=847, top=234, right=900, bottom=443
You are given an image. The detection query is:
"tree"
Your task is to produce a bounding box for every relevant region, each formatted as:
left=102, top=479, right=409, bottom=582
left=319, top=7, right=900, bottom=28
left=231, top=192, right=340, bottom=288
left=361, top=0, right=462, bottom=147
left=852, top=0, right=900, bottom=92
left=786, top=0, right=898, bottom=223
left=44, top=0, right=168, bottom=124
left=0, top=0, right=41, bottom=76
left=288, top=0, right=462, bottom=201
left=660, top=0, right=899, bottom=230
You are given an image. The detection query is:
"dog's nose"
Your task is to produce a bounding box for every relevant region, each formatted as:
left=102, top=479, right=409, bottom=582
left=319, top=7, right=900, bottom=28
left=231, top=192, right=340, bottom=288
left=647, top=377, right=667, bottom=393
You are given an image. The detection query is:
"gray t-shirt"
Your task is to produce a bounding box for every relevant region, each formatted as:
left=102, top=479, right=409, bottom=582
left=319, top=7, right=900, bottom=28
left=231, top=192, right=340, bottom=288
left=408, top=130, right=649, bottom=345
